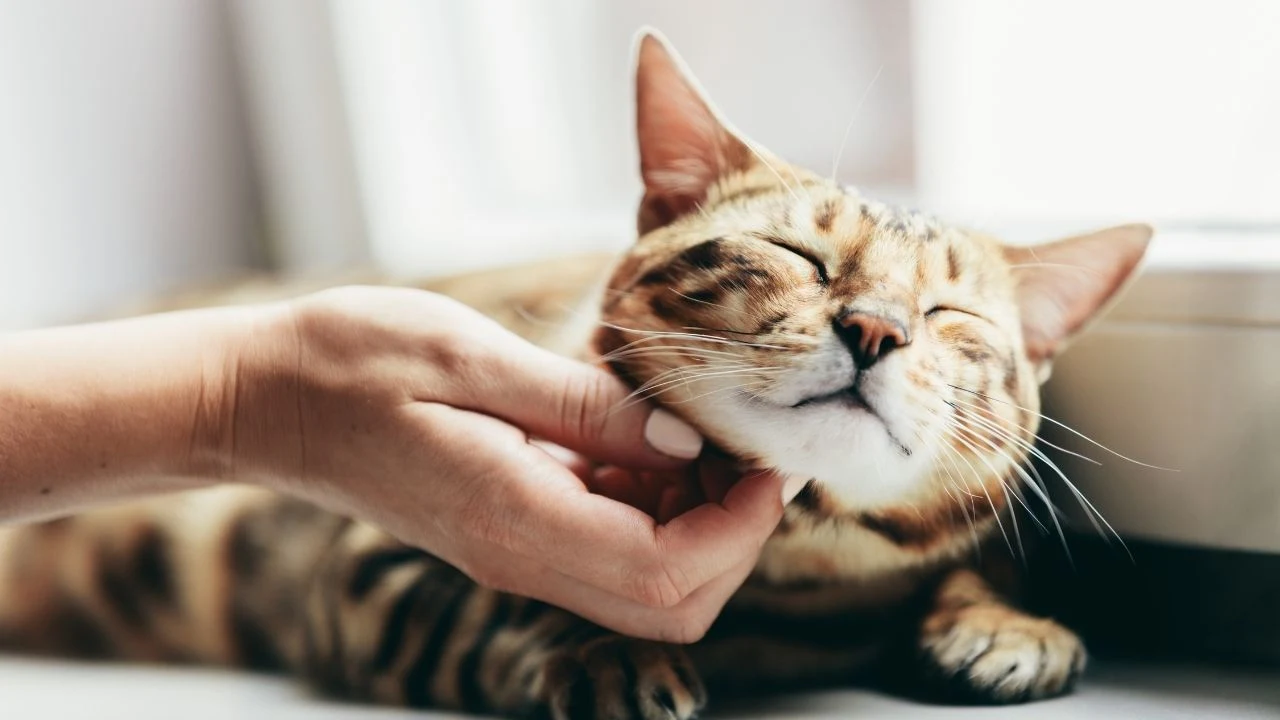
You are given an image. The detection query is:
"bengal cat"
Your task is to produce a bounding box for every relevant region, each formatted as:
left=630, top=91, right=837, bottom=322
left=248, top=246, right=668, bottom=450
left=0, top=31, right=1151, bottom=719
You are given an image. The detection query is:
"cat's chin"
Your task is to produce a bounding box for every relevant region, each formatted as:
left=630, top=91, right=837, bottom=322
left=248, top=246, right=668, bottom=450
left=696, top=392, right=938, bottom=512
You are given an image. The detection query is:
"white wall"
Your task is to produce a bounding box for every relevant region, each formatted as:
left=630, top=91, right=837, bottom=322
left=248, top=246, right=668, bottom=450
left=0, top=0, right=260, bottom=331
left=912, top=0, right=1280, bottom=227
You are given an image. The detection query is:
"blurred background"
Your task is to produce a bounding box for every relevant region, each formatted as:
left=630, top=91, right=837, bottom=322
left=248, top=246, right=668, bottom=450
left=3, top=0, right=1278, bottom=332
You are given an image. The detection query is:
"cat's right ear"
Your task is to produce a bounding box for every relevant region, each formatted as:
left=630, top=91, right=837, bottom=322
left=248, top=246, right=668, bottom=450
left=634, top=30, right=754, bottom=235
left=1004, top=223, right=1153, bottom=382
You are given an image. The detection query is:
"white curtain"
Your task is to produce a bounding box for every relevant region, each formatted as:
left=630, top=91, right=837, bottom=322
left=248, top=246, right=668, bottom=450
left=229, top=0, right=370, bottom=274
left=238, top=0, right=915, bottom=278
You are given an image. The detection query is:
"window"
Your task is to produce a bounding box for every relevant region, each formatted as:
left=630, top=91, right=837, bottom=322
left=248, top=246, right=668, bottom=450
left=248, top=0, right=1278, bottom=272
left=4, top=0, right=1276, bottom=328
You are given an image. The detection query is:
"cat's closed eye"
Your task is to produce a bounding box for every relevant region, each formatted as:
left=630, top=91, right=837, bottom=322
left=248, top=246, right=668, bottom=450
left=766, top=240, right=830, bottom=285
left=925, top=306, right=986, bottom=322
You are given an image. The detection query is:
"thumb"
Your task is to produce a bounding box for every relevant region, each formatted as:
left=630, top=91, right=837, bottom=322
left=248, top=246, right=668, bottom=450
left=480, top=347, right=704, bottom=469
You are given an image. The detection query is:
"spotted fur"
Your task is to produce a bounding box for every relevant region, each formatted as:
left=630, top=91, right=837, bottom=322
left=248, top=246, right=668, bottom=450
left=0, top=30, right=1150, bottom=719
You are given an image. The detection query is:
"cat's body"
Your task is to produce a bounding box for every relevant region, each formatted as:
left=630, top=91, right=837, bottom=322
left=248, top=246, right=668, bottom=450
left=0, top=31, right=1150, bottom=719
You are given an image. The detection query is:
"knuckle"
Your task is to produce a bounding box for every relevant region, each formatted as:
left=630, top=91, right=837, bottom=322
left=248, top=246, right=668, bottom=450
left=556, top=371, right=611, bottom=444
left=421, top=329, right=508, bottom=404
left=621, top=561, right=689, bottom=609
left=421, top=331, right=475, bottom=379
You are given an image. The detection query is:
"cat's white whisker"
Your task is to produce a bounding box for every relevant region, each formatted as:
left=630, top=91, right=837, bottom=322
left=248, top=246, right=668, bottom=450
left=938, top=390, right=1140, bottom=557
left=632, top=364, right=759, bottom=394
left=1025, top=441, right=1133, bottom=560
left=935, top=423, right=1015, bottom=559
left=829, top=64, right=883, bottom=181
left=946, top=399, right=1074, bottom=524
left=599, top=321, right=790, bottom=351
left=945, top=417, right=1040, bottom=542
left=949, top=384, right=1174, bottom=472
left=601, top=345, right=750, bottom=363
left=666, top=380, right=773, bottom=406
left=937, top=436, right=989, bottom=556
left=947, top=393, right=1102, bottom=467
left=943, top=410, right=1053, bottom=537
left=911, top=415, right=984, bottom=551
left=942, top=419, right=1028, bottom=561
left=949, top=397, right=1131, bottom=559
left=742, top=140, right=804, bottom=205
left=670, top=290, right=771, bottom=325
left=613, top=365, right=775, bottom=412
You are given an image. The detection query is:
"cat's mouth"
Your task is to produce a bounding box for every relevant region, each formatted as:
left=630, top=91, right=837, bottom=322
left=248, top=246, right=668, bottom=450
left=789, top=384, right=871, bottom=411
left=789, top=384, right=912, bottom=456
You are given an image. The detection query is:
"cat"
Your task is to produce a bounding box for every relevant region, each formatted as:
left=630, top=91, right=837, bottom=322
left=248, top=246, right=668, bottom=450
left=0, top=30, right=1150, bottom=719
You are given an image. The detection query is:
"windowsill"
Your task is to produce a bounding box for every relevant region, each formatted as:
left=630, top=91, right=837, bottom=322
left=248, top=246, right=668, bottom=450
left=982, top=220, right=1280, bottom=272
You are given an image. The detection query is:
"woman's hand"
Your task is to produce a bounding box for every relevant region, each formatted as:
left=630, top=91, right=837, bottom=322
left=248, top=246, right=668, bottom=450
left=228, top=286, right=798, bottom=642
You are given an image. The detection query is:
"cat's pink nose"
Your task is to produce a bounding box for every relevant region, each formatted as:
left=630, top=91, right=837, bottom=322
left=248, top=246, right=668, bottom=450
left=835, top=311, right=910, bottom=369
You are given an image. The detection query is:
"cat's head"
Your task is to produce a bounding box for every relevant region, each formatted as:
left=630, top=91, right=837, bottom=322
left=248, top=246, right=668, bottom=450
left=597, top=32, right=1151, bottom=519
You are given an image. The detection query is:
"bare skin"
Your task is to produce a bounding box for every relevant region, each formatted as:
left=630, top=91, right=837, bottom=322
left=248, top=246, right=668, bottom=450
left=0, top=285, right=799, bottom=642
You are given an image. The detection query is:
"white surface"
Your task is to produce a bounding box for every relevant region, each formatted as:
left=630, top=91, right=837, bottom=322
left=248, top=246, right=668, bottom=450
left=0, top=656, right=1275, bottom=719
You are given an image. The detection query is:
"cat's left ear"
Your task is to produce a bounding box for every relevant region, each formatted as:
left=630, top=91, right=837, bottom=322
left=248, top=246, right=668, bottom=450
left=634, top=30, right=756, bottom=235
left=1004, top=224, right=1153, bottom=381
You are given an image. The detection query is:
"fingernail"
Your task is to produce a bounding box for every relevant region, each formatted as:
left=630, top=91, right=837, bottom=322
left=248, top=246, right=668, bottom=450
left=644, top=409, right=703, bottom=460
left=781, top=476, right=810, bottom=504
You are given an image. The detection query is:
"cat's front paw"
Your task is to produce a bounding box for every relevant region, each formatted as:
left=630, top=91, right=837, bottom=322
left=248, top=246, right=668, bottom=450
left=536, top=635, right=706, bottom=720
left=918, top=603, right=1085, bottom=704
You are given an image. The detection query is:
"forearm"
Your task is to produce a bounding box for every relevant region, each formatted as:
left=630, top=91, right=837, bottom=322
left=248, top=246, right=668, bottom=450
left=0, top=306, right=264, bottom=523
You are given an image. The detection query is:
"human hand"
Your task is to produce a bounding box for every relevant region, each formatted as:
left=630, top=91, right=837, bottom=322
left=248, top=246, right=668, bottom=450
left=226, top=286, right=801, bottom=642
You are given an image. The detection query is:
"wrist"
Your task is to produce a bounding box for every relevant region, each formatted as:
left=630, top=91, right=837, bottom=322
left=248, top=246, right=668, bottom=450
left=199, top=299, right=304, bottom=486
left=133, top=303, right=280, bottom=483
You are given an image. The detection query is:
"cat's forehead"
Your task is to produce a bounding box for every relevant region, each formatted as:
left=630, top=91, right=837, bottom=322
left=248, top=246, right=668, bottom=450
left=696, top=182, right=1006, bottom=291
left=852, top=194, right=947, bottom=244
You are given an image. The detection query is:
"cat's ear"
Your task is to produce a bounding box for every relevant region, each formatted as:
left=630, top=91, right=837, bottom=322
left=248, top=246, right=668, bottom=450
left=1004, top=224, right=1153, bottom=381
left=634, top=30, right=754, bottom=235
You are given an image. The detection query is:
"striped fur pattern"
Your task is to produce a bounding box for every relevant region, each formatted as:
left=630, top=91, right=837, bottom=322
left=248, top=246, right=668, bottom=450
left=0, top=31, right=1150, bottom=719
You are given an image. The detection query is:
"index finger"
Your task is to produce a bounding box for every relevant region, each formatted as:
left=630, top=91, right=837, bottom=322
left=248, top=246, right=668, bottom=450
left=435, top=335, right=705, bottom=470
left=512, top=446, right=787, bottom=608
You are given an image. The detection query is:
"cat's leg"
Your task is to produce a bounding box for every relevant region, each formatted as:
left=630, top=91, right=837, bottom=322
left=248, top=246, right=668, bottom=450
left=681, top=577, right=919, bottom=696
left=0, top=486, right=304, bottom=665
left=915, top=566, right=1085, bottom=703
left=674, top=567, right=1081, bottom=705
left=303, top=523, right=707, bottom=720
